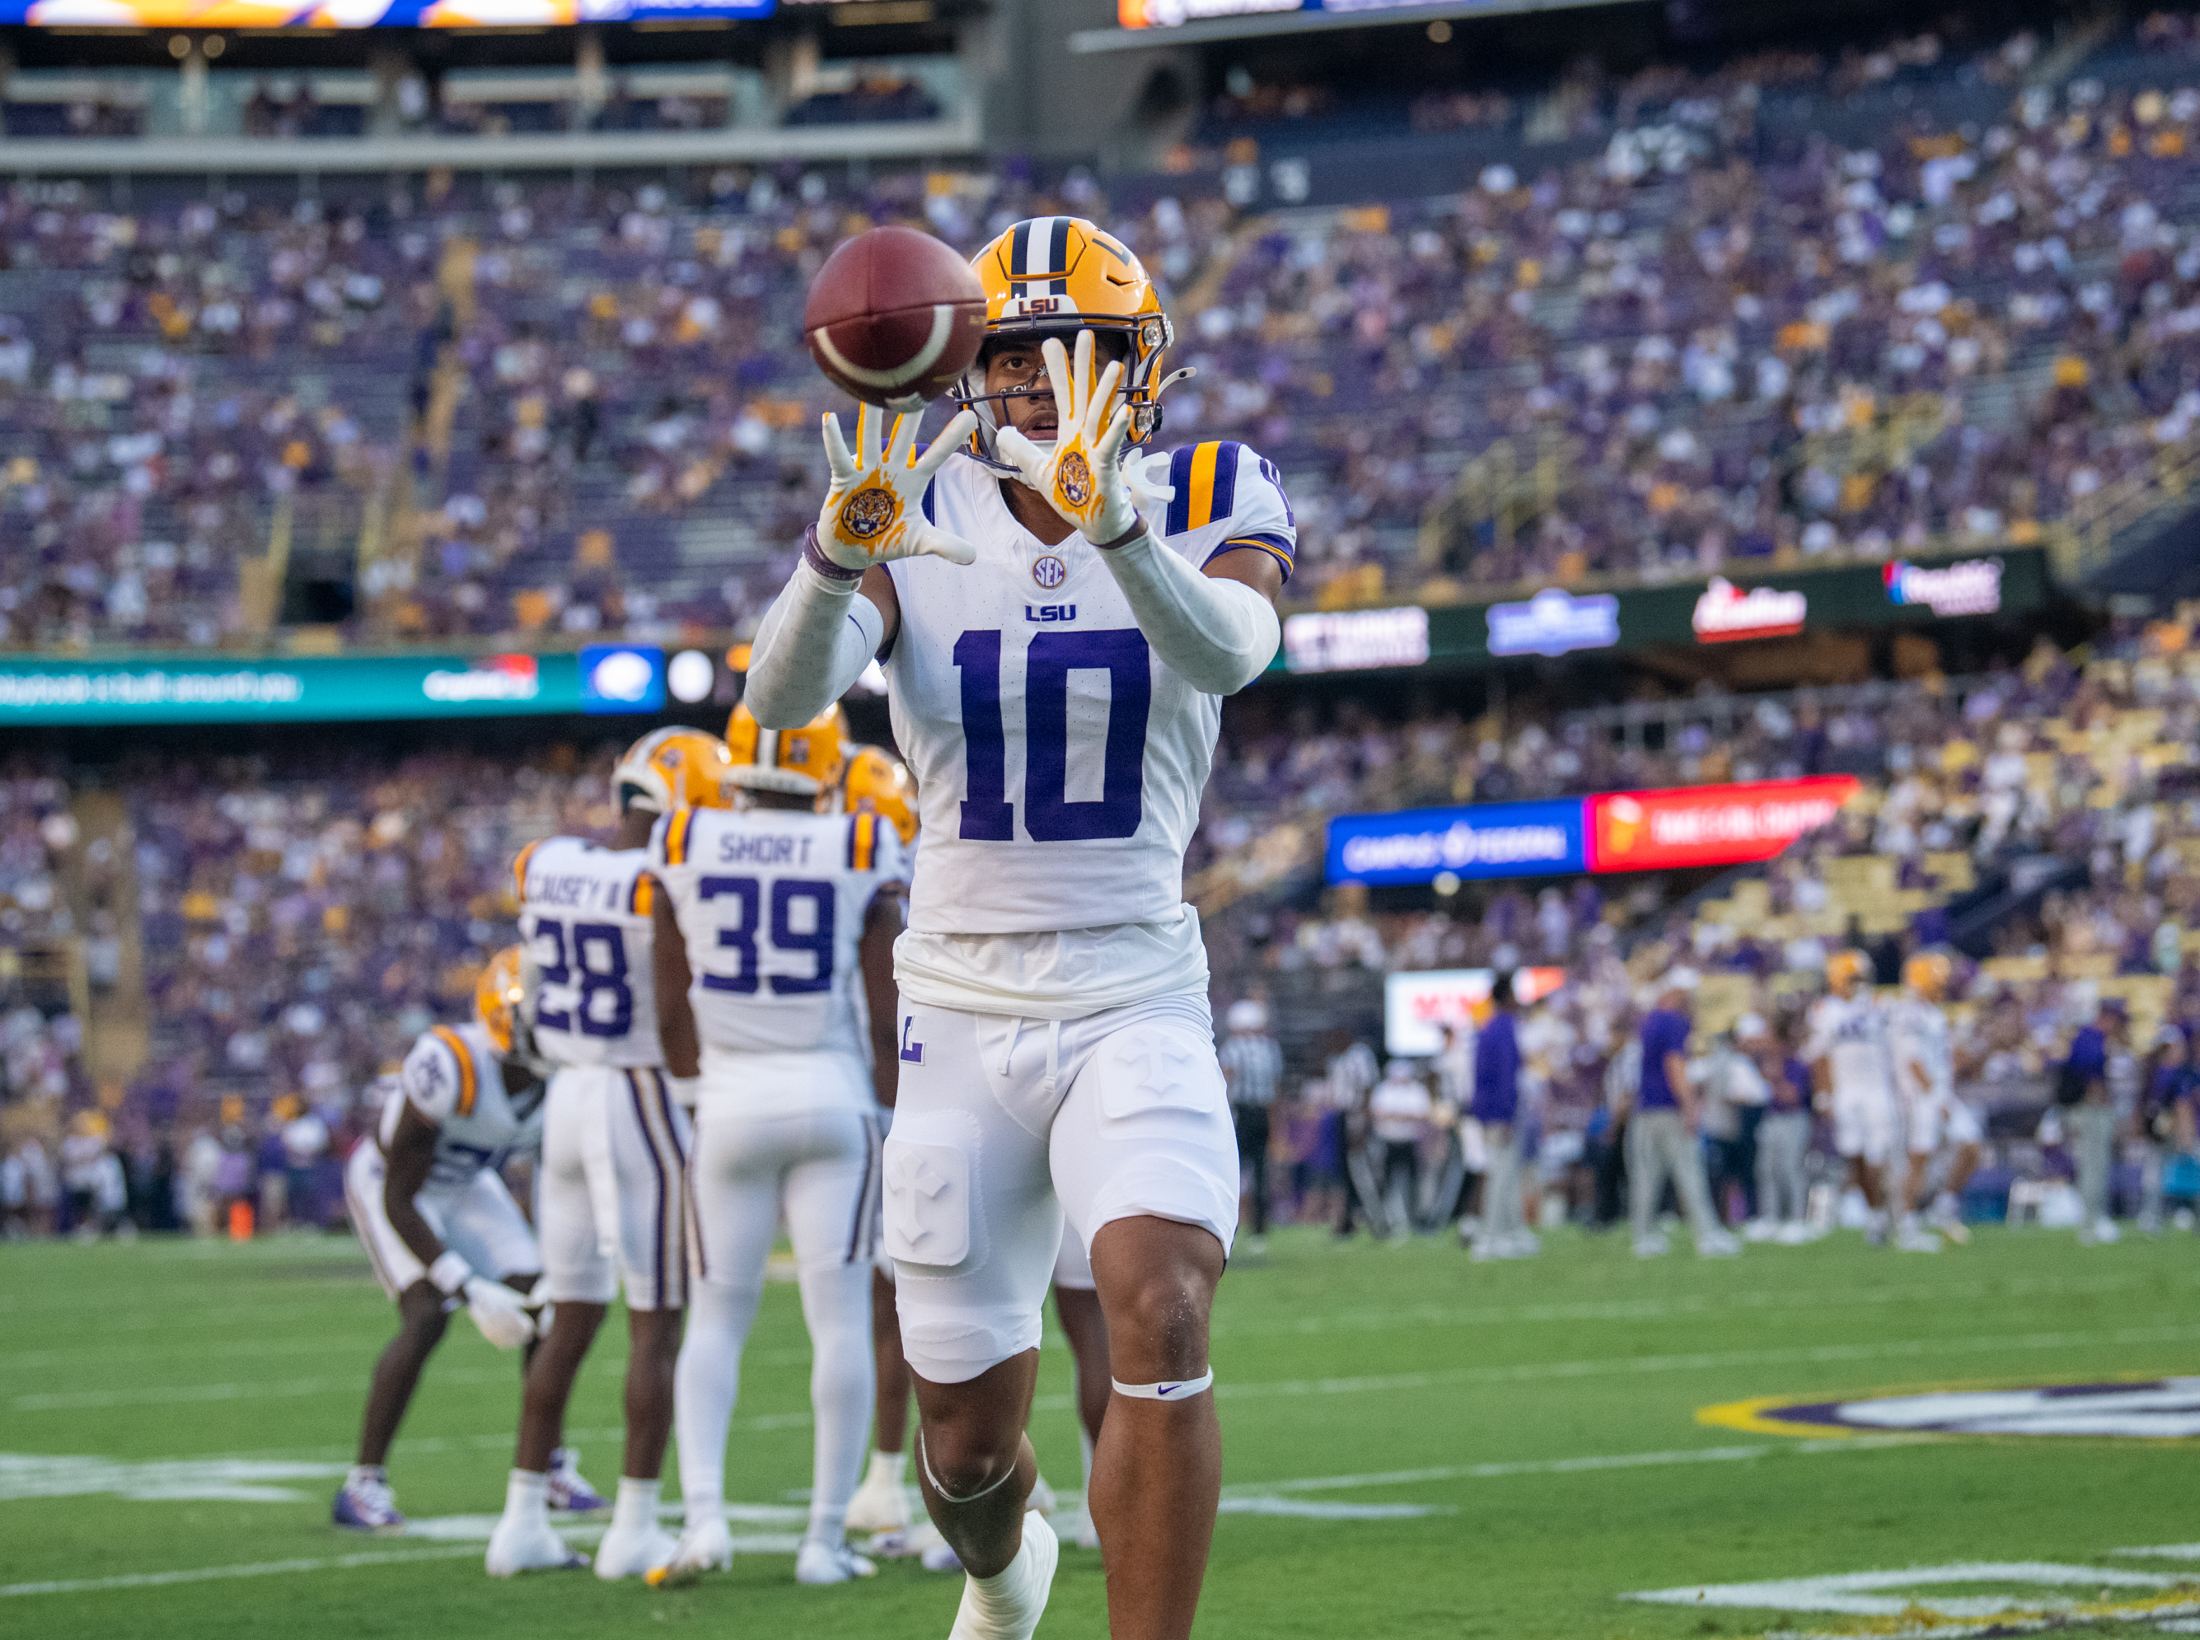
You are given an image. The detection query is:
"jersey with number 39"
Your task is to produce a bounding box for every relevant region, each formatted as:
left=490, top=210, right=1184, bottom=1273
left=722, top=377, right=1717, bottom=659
left=881, top=441, right=1293, bottom=1012
left=513, top=837, right=661, bottom=1069
left=651, top=805, right=905, bottom=1058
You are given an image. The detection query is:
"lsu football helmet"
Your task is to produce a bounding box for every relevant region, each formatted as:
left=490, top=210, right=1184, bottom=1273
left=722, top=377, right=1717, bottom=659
left=951, top=215, right=1187, bottom=477
left=1826, top=949, right=1871, bottom=996
left=614, top=729, right=737, bottom=815
left=1903, top=950, right=1952, bottom=1001
left=475, top=945, right=528, bottom=1056
left=843, top=744, right=917, bottom=843
left=727, top=702, right=848, bottom=797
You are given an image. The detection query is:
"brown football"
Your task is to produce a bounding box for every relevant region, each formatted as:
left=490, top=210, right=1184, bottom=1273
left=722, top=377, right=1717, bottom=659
left=803, top=225, right=989, bottom=411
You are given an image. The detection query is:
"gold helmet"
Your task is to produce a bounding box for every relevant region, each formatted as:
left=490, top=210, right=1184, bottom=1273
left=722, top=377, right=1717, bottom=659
left=952, top=216, right=1181, bottom=476
left=843, top=744, right=918, bottom=843
left=1826, top=949, right=1871, bottom=996
left=727, top=702, right=848, bottom=797
left=475, top=945, right=527, bottom=1056
left=1903, top=950, right=1953, bottom=1002
left=613, top=728, right=737, bottom=815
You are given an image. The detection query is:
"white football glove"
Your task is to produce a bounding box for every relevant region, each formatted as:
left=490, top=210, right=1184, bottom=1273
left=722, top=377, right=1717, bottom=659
left=463, top=1275, right=538, bottom=1351
left=814, top=403, right=981, bottom=572
left=994, top=331, right=1141, bottom=547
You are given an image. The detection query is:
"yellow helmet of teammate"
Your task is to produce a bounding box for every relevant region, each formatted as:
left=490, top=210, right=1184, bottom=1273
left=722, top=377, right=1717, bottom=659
left=1903, top=950, right=1952, bottom=1002
left=613, top=728, right=738, bottom=816
left=951, top=215, right=1181, bottom=476
left=726, top=702, right=848, bottom=797
left=475, top=945, right=527, bottom=1056
left=1826, top=949, right=1871, bottom=996
left=843, top=745, right=918, bottom=843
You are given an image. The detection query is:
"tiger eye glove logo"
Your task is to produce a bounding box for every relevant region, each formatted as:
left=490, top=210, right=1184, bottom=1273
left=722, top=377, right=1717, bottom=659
left=1055, top=451, right=1095, bottom=512
left=837, top=485, right=901, bottom=546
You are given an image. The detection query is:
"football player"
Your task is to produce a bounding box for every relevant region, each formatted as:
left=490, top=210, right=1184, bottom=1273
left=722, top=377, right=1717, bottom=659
left=744, top=215, right=1289, bottom=1640
left=484, top=730, right=737, bottom=1578
left=1805, top=950, right=1900, bottom=1246
left=1891, top=951, right=1978, bottom=1248
left=335, top=948, right=569, bottom=1534
left=646, top=705, right=908, bottom=1587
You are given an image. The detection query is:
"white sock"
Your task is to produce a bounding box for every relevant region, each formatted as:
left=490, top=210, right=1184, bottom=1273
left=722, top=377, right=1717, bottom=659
left=799, top=1259, right=876, bottom=1545
left=675, top=1279, right=760, bottom=1526
left=347, top=1464, right=385, bottom=1487
left=503, top=1469, right=549, bottom=1528
left=611, top=1476, right=660, bottom=1536
left=867, top=1449, right=908, bottom=1489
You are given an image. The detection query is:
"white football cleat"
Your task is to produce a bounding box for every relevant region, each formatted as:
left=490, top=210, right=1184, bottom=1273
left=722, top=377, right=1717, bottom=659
left=847, top=1467, right=912, bottom=1534
left=592, top=1518, right=680, bottom=1581
left=1055, top=1504, right=1100, bottom=1551
left=1027, top=1473, right=1058, bottom=1516
left=485, top=1515, right=588, bottom=1577
left=948, top=1511, right=1058, bottom=1640
left=796, top=1538, right=878, bottom=1585
left=1695, top=1230, right=1742, bottom=1258
left=644, top=1515, right=734, bottom=1589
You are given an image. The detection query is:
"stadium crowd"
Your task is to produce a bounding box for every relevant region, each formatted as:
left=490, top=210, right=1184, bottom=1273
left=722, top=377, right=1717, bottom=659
left=10, top=13, right=2200, bottom=645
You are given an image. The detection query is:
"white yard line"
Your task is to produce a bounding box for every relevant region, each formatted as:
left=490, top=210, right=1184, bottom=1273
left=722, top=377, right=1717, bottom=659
left=0, top=1545, right=482, bottom=1598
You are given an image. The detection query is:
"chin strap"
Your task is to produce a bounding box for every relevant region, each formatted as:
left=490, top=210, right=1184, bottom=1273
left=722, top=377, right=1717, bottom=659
left=1110, top=1369, right=1214, bottom=1402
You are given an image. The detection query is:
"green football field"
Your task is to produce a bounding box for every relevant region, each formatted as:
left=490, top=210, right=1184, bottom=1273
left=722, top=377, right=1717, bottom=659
left=3, top=1224, right=2197, bottom=1640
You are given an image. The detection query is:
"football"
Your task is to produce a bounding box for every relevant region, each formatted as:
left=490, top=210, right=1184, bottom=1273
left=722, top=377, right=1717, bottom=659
left=802, top=225, right=989, bottom=412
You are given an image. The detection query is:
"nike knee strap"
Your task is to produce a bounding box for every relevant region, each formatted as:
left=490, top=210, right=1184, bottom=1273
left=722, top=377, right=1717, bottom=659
left=1110, top=1369, right=1213, bottom=1402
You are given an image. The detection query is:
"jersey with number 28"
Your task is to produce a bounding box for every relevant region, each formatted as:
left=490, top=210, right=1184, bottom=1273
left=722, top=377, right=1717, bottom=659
left=882, top=440, right=1294, bottom=951
left=651, top=805, right=905, bottom=1058
left=513, top=836, right=661, bottom=1069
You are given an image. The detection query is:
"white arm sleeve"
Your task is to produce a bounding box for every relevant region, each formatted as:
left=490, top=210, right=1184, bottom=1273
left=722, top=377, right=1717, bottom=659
left=743, top=559, right=886, bottom=730
left=1094, top=528, right=1280, bottom=696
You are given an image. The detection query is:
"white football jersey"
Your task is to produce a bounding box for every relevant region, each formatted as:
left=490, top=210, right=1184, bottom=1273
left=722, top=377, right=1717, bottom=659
left=879, top=440, right=1293, bottom=1011
left=1806, top=991, right=1896, bottom=1101
left=651, top=804, right=905, bottom=1058
left=513, top=836, right=662, bottom=1069
left=379, top=1021, right=544, bottom=1189
left=1890, top=997, right=1953, bottom=1103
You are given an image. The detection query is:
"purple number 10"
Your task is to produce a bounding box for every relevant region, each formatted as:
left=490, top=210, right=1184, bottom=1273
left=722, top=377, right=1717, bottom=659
left=953, top=628, right=1150, bottom=843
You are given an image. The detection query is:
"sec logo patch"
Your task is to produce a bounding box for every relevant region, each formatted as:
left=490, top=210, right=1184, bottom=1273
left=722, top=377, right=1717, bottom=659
left=1032, top=555, right=1068, bottom=590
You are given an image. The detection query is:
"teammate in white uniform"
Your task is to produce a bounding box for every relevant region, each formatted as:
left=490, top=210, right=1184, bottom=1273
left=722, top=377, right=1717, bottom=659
left=334, top=949, right=558, bottom=1535
left=1891, top=951, right=1978, bottom=1248
left=484, top=730, right=737, bottom=1578
left=1805, top=950, right=1899, bottom=1245
left=744, top=215, right=1289, bottom=1640
left=647, top=705, right=908, bottom=1588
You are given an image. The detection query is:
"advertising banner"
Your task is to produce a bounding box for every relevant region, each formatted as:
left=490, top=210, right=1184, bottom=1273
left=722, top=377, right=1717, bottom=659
left=1383, top=966, right=1567, bottom=1056
left=12, top=0, right=771, bottom=25
left=1584, top=776, right=1861, bottom=873
left=0, top=648, right=667, bottom=725
left=1326, top=798, right=1587, bottom=884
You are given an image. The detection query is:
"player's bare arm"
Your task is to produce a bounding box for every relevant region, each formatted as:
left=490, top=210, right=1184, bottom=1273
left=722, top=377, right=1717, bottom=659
left=379, top=1102, right=449, bottom=1274
left=651, top=892, right=700, bottom=1080
left=860, top=889, right=905, bottom=1109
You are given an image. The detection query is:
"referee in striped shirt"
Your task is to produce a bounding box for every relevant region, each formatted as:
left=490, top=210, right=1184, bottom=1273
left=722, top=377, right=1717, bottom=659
left=1220, top=1000, right=1284, bottom=1252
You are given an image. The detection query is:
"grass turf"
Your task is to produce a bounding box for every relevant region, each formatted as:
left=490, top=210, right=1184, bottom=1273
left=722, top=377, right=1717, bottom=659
left=1, top=1223, right=2195, bottom=1640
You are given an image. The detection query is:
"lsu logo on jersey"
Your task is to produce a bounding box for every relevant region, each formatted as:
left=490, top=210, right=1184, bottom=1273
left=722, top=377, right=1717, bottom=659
left=1025, top=604, right=1076, bottom=622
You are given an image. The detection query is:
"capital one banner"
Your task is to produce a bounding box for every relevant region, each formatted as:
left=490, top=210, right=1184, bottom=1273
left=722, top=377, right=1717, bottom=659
left=1327, top=776, right=1860, bottom=884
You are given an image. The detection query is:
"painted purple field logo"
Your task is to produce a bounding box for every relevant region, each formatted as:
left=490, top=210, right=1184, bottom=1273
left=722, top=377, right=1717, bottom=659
left=1701, top=1378, right=2200, bottom=1440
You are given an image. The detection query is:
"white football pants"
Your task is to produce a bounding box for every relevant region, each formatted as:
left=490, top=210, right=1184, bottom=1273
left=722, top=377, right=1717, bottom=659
left=675, top=1053, right=880, bottom=1545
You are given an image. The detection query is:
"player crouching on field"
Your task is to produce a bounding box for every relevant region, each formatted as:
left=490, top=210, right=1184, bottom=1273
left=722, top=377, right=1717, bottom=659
left=646, top=704, right=909, bottom=1588
left=335, top=949, right=583, bottom=1534
left=484, top=730, right=738, bottom=1578
left=747, top=216, right=1290, bottom=1640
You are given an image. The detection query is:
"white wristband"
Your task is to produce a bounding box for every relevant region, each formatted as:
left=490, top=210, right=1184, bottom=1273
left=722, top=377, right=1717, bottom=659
left=428, top=1251, right=472, bottom=1297
left=666, top=1074, right=703, bottom=1109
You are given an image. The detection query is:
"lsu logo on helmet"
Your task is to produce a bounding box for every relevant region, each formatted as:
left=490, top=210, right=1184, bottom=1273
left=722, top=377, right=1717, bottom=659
left=614, top=729, right=737, bottom=815
left=727, top=702, right=848, bottom=798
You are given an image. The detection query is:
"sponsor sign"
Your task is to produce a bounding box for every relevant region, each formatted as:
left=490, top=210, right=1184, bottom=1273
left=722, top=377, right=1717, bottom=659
left=1586, top=776, right=1859, bottom=873
left=0, top=649, right=659, bottom=724
left=1327, top=799, right=1586, bottom=884
left=1701, top=1379, right=2200, bottom=1441
left=1885, top=556, right=2004, bottom=617
left=1486, top=588, right=1621, bottom=658
left=1283, top=606, right=1431, bottom=673
left=579, top=645, right=665, bottom=714
left=1691, top=576, right=1808, bottom=642
left=12, top=0, right=773, bottom=26
left=1383, top=967, right=1567, bottom=1057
